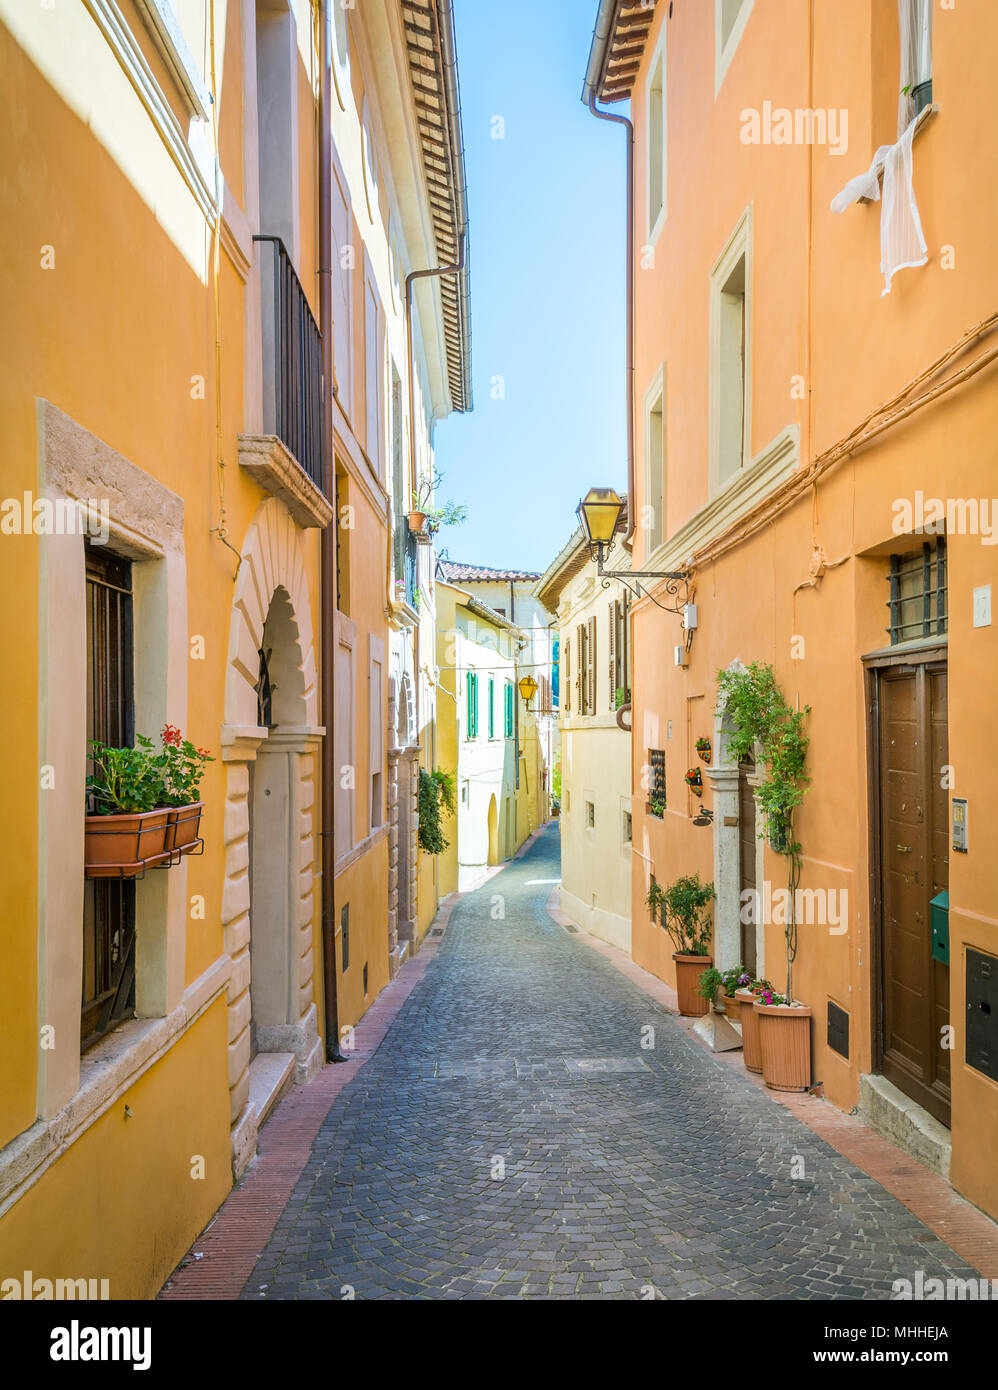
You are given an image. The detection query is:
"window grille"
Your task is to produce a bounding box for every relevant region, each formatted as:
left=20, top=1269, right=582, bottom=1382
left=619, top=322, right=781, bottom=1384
left=648, top=748, right=666, bottom=815
left=82, top=543, right=136, bottom=1052
left=887, top=537, right=946, bottom=644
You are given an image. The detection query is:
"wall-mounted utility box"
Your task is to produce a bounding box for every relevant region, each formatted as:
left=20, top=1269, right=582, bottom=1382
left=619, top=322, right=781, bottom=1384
left=930, top=890, right=949, bottom=965
left=966, top=948, right=998, bottom=1085
left=827, top=1001, right=850, bottom=1059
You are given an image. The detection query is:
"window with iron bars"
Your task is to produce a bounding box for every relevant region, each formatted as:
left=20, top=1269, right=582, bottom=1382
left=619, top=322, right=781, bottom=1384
left=82, top=543, right=137, bottom=1052
left=887, top=537, right=947, bottom=645
left=647, top=748, right=666, bottom=817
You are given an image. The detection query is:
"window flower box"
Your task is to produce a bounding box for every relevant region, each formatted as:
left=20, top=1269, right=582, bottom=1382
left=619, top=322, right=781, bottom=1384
left=166, top=801, right=205, bottom=858
left=86, top=726, right=212, bottom=876
left=85, top=808, right=173, bottom=879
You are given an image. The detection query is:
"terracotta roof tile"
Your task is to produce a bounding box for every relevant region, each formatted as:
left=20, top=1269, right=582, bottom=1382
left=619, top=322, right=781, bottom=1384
left=436, top=559, right=541, bottom=583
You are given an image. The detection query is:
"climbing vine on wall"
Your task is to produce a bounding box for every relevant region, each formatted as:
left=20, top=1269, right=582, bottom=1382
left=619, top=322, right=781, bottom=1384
left=417, top=767, right=456, bottom=855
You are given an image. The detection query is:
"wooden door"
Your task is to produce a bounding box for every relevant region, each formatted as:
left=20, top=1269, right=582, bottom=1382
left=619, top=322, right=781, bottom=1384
left=738, top=758, right=757, bottom=976
left=875, top=661, right=950, bottom=1126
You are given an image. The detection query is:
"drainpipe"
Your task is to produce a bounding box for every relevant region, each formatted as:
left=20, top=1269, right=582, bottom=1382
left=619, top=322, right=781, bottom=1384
left=584, top=0, right=635, bottom=552
left=405, top=233, right=467, bottom=755
left=405, top=0, right=470, bottom=760
left=318, top=0, right=347, bottom=1063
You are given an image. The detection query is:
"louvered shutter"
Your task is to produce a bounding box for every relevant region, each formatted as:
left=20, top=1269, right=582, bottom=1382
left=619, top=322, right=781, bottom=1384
left=608, top=602, right=616, bottom=709
left=576, top=623, right=585, bottom=714
left=564, top=638, right=570, bottom=711
left=587, top=616, right=596, bottom=715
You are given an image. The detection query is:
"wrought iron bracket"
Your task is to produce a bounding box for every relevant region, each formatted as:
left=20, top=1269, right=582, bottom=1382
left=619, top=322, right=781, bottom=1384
left=589, top=542, right=691, bottom=614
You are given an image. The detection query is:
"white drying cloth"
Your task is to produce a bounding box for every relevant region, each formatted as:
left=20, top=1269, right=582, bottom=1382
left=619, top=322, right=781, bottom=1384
left=830, top=119, right=927, bottom=296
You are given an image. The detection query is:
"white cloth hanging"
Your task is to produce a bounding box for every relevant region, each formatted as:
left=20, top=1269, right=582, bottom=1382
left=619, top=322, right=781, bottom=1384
left=878, top=117, right=927, bottom=295
left=830, top=119, right=927, bottom=296
left=829, top=0, right=930, bottom=296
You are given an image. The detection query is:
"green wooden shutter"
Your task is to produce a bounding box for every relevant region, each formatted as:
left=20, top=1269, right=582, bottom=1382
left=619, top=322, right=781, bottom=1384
left=488, top=675, right=494, bottom=738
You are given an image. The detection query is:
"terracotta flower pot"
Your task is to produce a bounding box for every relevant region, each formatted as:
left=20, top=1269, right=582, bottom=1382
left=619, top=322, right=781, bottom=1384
left=755, top=1002, right=813, bottom=1091
left=85, top=808, right=171, bottom=878
left=736, top=988, right=764, bottom=1071
left=407, top=510, right=427, bottom=533
left=673, top=953, right=712, bottom=1017
left=166, top=802, right=204, bottom=855
left=722, top=992, right=741, bottom=1025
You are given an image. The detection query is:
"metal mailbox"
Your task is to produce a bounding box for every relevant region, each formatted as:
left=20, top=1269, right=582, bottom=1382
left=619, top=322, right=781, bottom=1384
left=930, top=889, right=949, bottom=966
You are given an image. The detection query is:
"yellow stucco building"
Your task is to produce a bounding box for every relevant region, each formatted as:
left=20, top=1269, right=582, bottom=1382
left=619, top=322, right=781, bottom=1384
left=0, top=0, right=470, bottom=1297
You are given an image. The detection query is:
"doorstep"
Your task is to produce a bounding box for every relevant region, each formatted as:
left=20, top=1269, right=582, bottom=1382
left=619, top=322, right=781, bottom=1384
left=247, top=1053, right=296, bottom=1130
left=858, top=1073, right=951, bottom=1182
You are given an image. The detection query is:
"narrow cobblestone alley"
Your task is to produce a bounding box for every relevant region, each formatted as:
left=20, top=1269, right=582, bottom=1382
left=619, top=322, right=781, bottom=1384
left=236, top=825, right=981, bottom=1300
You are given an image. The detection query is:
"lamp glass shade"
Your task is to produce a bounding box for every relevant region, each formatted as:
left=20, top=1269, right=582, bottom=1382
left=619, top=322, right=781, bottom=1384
left=577, top=487, right=624, bottom=546
left=518, top=675, right=538, bottom=703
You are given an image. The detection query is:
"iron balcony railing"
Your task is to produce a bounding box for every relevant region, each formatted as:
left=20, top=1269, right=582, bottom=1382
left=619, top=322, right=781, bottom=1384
left=405, top=524, right=420, bottom=608
left=254, top=234, right=324, bottom=492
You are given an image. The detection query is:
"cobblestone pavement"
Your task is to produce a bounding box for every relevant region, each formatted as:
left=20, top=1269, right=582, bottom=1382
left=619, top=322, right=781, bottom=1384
left=241, top=824, right=978, bottom=1300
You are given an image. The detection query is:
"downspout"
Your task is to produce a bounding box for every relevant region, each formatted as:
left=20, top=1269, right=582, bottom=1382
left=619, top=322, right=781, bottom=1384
left=405, top=0, right=470, bottom=758
left=318, top=0, right=347, bottom=1063
left=584, top=0, right=635, bottom=551
left=405, top=235, right=467, bottom=755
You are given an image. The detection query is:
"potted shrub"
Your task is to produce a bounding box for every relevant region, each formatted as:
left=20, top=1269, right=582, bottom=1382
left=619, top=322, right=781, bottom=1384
left=85, top=736, right=171, bottom=877
left=647, top=873, right=715, bottom=1016
left=753, top=988, right=813, bottom=1091
left=409, top=470, right=467, bottom=541
left=646, top=794, right=666, bottom=820
left=734, top=976, right=773, bottom=1072
left=160, top=724, right=213, bottom=856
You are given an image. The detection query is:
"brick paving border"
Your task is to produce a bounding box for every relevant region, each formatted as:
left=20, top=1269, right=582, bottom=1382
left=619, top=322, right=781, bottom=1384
left=548, top=886, right=998, bottom=1281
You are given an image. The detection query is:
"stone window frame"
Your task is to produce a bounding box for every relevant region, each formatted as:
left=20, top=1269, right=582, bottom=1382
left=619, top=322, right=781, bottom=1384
left=709, top=204, right=753, bottom=499
left=715, top=0, right=754, bottom=96
left=0, top=402, right=230, bottom=1224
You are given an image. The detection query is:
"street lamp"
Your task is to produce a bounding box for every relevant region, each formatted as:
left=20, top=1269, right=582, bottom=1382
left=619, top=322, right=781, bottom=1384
left=576, top=485, right=691, bottom=612
left=518, top=674, right=538, bottom=706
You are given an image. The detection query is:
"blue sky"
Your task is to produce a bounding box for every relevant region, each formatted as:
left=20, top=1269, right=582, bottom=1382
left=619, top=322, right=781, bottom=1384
left=432, top=0, right=627, bottom=574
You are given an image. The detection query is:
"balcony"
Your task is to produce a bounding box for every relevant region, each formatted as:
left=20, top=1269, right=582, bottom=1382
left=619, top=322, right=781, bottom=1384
left=390, top=520, right=422, bottom=626
left=238, top=235, right=332, bottom=529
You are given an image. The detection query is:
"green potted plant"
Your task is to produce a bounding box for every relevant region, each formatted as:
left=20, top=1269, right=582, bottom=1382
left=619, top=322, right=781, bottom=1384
left=698, top=965, right=749, bottom=1020
left=648, top=872, right=715, bottom=1016
left=646, top=794, right=666, bottom=819
left=85, top=735, right=171, bottom=877
left=717, top=662, right=812, bottom=1088
left=159, top=724, right=213, bottom=855
left=423, top=499, right=468, bottom=537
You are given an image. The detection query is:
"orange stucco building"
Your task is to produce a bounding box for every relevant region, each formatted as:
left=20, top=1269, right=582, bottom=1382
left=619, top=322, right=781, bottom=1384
left=583, top=0, right=998, bottom=1220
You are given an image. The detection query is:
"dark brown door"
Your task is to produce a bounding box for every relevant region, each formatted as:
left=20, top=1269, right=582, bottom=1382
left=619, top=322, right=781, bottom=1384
left=739, top=758, right=757, bottom=976
left=875, top=661, right=950, bottom=1126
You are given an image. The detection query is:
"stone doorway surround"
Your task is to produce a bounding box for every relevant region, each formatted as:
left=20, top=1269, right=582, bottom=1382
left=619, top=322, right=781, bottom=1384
left=221, top=498, right=324, bottom=1178
left=706, top=661, right=767, bottom=978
